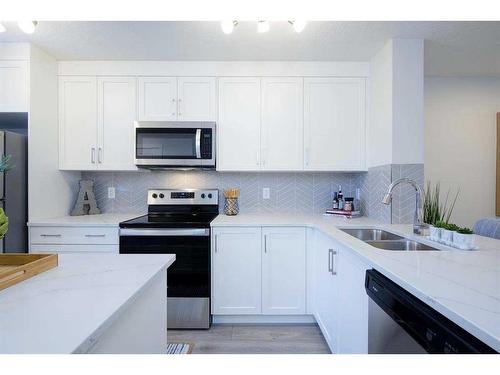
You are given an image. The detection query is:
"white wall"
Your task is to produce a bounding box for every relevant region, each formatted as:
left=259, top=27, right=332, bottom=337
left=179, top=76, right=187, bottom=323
left=28, top=44, right=80, bottom=220
left=368, top=40, right=393, bottom=167
left=425, top=77, right=500, bottom=228
left=392, top=39, right=424, bottom=165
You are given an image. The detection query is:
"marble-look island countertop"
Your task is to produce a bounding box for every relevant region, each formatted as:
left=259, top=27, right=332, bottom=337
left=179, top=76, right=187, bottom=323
left=27, top=213, right=143, bottom=227
left=212, top=213, right=500, bottom=352
left=0, top=253, right=175, bottom=354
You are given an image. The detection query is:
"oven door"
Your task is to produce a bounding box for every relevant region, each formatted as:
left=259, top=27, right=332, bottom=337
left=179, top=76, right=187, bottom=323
left=120, top=228, right=211, bottom=329
left=134, top=121, right=215, bottom=168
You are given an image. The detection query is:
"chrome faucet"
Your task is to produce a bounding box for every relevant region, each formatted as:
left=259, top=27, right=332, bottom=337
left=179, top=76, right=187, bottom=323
left=382, top=178, right=427, bottom=235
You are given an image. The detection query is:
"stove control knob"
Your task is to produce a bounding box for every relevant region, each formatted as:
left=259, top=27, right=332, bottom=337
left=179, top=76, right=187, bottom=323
left=201, top=193, right=206, bottom=199
left=159, top=193, right=165, bottom=199
left=208, top=193, right=213, bottom=199
left=152, top=193, right=158, bottom=199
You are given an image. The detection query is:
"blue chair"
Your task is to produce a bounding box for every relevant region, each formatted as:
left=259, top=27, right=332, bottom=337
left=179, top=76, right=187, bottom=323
left=473, top=218, right=500, bottom=240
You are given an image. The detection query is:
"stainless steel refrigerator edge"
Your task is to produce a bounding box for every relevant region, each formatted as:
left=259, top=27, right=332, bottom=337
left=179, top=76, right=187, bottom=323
left=0, top=130, right=28, bottom=253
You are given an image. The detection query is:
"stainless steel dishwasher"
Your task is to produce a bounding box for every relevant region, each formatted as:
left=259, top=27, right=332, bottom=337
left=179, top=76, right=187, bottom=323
left=365, top=269, right=496, bottom=354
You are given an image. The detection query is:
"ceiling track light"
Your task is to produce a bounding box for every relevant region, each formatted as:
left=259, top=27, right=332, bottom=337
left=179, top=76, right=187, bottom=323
left=18, top=21, right=38, bottom=34
left=220, top=20, right=238, bottom=34
left=0, top=23, right=6, bottom=33
left=257, top=20, right=270, bottom=33
left=289, top=20, right=307, bottom=33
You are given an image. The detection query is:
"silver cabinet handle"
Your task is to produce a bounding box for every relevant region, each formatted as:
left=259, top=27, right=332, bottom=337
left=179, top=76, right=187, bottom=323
left=171, top=98, right=176, bottom=116
left=41, top=234, right=61, bottom=237
left=91, top=147, right=96, bottom=164
left=264, top=235, right=267, bottom=253
left=85, top=234, right=106, bottom=238
left=98, top=148, right=103, bottom=164
left=328, top=249, right=333, bottom=273
left=332, top=250, right=338, bottom=275
left=178, top=98, right=182, bottom=116
left=214, top=234, right=218, bottom=253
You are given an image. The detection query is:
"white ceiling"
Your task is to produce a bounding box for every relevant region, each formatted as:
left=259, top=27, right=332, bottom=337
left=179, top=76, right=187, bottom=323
left=1, top=21, right=500, bottom=76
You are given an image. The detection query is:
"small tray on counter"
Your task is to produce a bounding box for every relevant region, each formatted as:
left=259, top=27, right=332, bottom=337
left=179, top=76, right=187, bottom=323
left=0, top=253, right=58, bottom=291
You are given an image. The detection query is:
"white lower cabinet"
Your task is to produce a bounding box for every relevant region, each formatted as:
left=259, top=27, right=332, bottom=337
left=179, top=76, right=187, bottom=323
left=29, top=226, right=119, bottom=254
left=262, top=227, right=306, bottom=314
left=313, top=229, right=369, bottom=354
left=212, top=227, right=262, bottom=314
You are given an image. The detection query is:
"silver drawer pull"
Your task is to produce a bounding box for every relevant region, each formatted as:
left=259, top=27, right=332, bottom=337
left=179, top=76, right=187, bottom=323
left=40, top=234, right=62, bottom=237
left=85, top=234, right=106, bottom=237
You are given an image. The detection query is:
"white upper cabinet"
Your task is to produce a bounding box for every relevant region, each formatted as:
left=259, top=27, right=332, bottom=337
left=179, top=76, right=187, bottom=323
left=218, top=77, right=261, bottom=171
left=0, top=60, right=28, bottom=112
left=59, top=76, right=98, bottom=170
left=138, top=76, right=216, bottom=121
left=212, top=227, right=262, bottom=315
left=261, top=77, right=304, bottom=170
left=97, top=77, right=137, bottom=170
left=138, top=77, right=177, bottom=121
left=262, top=227, right=306, bottom=315
left=177, top=77, right=216, bottom=121
left=304, top=78, right=366, bottom=171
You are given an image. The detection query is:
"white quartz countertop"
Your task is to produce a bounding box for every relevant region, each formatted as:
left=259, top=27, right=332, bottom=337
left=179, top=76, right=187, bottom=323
left=212, top=213, right=500, bottom=352
left=28, top=213, right=142, bottom=227
left=0, top=253, right=175, bottom=354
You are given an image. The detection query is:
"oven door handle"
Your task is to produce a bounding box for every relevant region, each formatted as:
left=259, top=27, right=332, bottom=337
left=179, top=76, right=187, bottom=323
left=120, top=228, right=210, bottom=237
left=195, top=129, right=202, bottom=159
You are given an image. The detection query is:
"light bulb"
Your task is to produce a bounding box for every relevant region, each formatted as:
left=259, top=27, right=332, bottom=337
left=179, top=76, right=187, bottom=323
left=257, top=21, right=270, bottom=33
left=0, top=23, right=6, bottom=33
left=221, top=20, right=237, bottom=34
left=289, top=21, right=307, bottom=33
left=18, top=21, right=38, bottom=34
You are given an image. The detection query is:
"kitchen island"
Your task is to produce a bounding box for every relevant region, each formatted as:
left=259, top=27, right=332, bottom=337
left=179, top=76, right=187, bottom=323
left=0, top=253, right=175, bottom=354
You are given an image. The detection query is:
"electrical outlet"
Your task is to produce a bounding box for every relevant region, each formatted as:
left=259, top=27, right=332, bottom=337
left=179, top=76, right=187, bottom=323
left=108, top=187, right=116, bottom=199
left=262, top=187, right=270, bottom=200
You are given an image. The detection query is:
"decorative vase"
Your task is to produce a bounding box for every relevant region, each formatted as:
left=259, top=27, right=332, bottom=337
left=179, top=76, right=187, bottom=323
left=440, top=229, right=454, bottom=245
left=429, top=225, right=441, bottom=241
left=224, top=198, right=239, bottom=216
left=453, top=233, right=475, bottom=250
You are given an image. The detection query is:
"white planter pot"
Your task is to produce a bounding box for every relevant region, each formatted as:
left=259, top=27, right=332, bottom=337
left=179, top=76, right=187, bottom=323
left=429, top=226, right=441, bottom=241
left=440, top=229, right=454, bottom=245
left=453, top=232, right=475, bottom=250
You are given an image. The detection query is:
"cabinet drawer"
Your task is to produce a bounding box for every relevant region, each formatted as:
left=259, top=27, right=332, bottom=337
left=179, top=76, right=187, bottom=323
left=30, top=244, right=118, bottom=254
left=30, top=226, right=119, bottom=245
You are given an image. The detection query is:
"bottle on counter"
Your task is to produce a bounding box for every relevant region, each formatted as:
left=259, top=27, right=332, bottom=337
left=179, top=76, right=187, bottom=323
left=344, top=197, right=354, bottom=212
left=332, top=192, right=339, bottom=209
left=337, top=185, right=344, bottom=210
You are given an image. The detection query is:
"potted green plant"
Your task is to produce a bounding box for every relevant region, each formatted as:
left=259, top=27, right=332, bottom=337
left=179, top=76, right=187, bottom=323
left=453, top=227, right=475, bottom=250
left=423, top=182, right=459, bottom=242
left=441, top=223, right=459, bottom=245
left=0, top=155, right=12, bottom=240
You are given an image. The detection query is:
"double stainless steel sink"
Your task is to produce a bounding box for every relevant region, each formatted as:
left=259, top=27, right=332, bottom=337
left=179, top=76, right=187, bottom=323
left=339, top=228, right=440, bottom=251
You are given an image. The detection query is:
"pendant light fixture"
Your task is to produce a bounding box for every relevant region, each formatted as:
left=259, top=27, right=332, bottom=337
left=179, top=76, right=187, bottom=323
left=221, top=20, right=238, bottom=34
left=257, top=21, right=270, bottom=33
left=289, top=21, right=307, bottom=33
left=18, top=21, right=38, bottom=34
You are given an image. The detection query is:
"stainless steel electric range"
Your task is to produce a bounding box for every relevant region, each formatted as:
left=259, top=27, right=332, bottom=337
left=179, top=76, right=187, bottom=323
left=119, top=189, right=219, bottom=329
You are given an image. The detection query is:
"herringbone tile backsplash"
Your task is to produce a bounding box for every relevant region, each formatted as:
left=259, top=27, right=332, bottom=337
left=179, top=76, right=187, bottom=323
left=83, top=171, right=362, bottom=215
left=82, top=163, right=423, bottom=223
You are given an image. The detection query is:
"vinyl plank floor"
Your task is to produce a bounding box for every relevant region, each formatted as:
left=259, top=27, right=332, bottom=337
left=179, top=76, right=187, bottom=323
left=168, top=324, right=330, bottom=354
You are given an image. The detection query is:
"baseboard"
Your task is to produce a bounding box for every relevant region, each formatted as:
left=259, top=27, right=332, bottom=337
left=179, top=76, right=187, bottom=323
left=212, top=314, right=317, bottom=324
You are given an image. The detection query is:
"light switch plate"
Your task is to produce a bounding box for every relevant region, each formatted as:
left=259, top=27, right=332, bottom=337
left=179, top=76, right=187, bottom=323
left=262, top=187, right=270, bottom=200
left=108, top=187, right=116, bottom=199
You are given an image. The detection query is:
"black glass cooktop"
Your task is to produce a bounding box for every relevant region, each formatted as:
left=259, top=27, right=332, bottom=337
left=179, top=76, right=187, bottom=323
left=120, top=212, right=219, bottom=228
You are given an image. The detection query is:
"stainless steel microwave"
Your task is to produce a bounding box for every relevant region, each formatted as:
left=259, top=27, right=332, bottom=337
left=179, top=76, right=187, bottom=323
left=134, top=121, right=216, bottom=169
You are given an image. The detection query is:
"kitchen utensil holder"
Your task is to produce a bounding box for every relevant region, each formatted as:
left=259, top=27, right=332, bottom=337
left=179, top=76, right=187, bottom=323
left=224, top=197, right=239, bottom=216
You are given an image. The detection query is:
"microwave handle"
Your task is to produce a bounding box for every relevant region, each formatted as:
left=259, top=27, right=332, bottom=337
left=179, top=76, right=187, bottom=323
left=195, top=129, right=201, bottom=159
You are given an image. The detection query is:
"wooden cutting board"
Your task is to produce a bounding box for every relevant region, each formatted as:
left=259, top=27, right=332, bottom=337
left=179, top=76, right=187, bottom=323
left=0, top=254, right=58, bottom=291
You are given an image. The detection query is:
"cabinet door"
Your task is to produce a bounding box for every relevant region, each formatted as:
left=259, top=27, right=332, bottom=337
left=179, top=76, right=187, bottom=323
left=137, top=77, right=177, bottom=121
left=0, top=60, right=28, bottom=112
left=177, top=77, right=216, bottom=121
left=262, top=227, right=306, bottom=314
left=59, top=76, right=98, bottom=170
left=97, top=77, right=138, bottom=170
left=314, top=231, right=338, bottom=352
left=217, top=77, right=261, bottom=171
left=304, top=78, right=366, bottom=171
left=261, top=77, right=304, bottom=170
left=212, top=227, right=262, bottom=314
left=336, top=248, right=369, bottom=354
